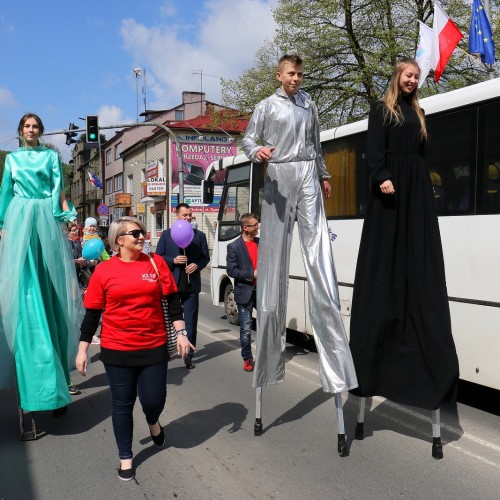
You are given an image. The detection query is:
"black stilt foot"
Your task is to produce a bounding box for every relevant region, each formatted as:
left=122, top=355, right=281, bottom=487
left=355, top=422, right=364, bottom=440
left=19, top=409, right=45, bottom=441
left=432, top=437, right=443, bottom=460
left=337, top=434, right=348, bottom=457
left=254, top=418, right=262, bottom=436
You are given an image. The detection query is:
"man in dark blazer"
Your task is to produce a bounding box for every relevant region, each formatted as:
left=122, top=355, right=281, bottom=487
left=226, top=213, right=260, bottom=372
left=157, top=203, right=210, bottom=369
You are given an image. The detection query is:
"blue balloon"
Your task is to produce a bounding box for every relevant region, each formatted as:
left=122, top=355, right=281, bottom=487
left=82, top=238, right=105, bottom=260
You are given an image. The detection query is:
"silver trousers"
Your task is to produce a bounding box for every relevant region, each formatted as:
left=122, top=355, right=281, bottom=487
left=253, top=161, right=358, bottom=393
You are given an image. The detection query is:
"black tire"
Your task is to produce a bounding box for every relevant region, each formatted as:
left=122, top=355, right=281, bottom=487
left=224, top=282, right=240, bottom=325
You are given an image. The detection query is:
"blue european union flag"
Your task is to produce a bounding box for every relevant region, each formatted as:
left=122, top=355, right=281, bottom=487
left=469, top=0, right=496, bottom=64
left=92, top=173, right=103, bottom=189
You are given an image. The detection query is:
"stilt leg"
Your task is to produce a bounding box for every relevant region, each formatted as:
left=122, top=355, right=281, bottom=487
left=431, top=409, right=443, bottom=459
left=355, top=397, right=366, bottom=440
left=254, top=386, right=263, bottom=436
left=16, top=377, right=45, bottom=441
left=18, top=408, right=45, bottom=441
left=335, top=393, right=348, bottom=457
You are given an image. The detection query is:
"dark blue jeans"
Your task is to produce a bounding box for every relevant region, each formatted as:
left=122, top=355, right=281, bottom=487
left=237, top=290, right=255, bottom=360
left=180, top=291, right=199, bottom=359
left=104, top=362, right=168, bottom=460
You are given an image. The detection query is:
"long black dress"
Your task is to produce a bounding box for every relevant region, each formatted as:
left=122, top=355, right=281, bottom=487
left=349, top=97, right=459, bottom=410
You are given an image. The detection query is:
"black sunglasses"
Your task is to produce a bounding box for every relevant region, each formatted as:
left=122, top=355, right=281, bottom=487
left=120, top=229, right=145, bottom=238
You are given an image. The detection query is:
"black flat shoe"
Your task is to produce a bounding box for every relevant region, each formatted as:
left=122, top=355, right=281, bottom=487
left=184, top=359, right=196, bottom=369
left=150, top=422, right=165, bottom=447
left=118, top=467, right=135, bottom=481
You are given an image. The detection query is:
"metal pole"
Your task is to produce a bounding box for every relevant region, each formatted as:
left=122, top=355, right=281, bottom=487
left=136, top=77, right=139, bottom=122
left=45, top=121, right=186, bottom=218
left=483, top=0, right=495, bottom=80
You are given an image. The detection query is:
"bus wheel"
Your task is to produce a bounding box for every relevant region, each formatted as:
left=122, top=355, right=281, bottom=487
left=224, top=283, right=240, bottom=325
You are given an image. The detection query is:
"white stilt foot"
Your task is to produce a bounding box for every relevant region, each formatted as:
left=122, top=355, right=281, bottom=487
left=254, top=386, right=263, bottom=436
left=355, top=397, right=366, bottom=440
left=334, top=393, right=348, bottom=457
left=431, top=409, right=443, bottom=459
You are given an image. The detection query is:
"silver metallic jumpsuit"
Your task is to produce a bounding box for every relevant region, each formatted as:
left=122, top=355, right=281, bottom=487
left=242, top=88, right=358, bottom=393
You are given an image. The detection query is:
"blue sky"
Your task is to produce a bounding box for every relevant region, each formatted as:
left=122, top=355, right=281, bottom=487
left=0, top=0, right=277, bottom=160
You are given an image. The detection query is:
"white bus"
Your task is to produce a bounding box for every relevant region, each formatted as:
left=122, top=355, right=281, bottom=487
left=206, top=78, right=500, bottom=392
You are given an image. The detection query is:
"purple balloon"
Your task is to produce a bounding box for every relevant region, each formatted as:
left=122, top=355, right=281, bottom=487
left=171, top=220, right=194, bottom=248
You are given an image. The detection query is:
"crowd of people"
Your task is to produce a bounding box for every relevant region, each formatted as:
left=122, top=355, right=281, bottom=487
left=0, top=55, right=459, bottom=480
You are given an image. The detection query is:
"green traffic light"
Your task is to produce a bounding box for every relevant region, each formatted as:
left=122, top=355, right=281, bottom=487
left=89, top=133, right=96, bottom=140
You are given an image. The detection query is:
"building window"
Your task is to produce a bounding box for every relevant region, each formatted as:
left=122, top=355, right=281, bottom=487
left=106, top=178, right=113, bottom=194
left=105, top=149, right=112, bottom=165
left=114, top=142, right=123, bottom=160
left=175, top=109, right=184, bottom=121
left=114, top=173, right=123, bottom=191
left=127, top=174, right=134, bottom=195
left=155, top=211, right=164, bottom=233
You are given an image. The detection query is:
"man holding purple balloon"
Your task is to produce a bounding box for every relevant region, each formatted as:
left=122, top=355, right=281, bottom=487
left=156, top=203, right=210, bottom=369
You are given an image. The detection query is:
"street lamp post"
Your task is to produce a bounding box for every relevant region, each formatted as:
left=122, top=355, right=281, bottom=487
left=133, top=68, right=142, bottom=122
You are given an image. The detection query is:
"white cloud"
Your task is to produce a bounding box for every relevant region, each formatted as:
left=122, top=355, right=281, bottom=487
left=0, top=15, right=15, bottom=33
left=120, top=0, right=277, bottom=110
left=0, top=87, right=17, bottom=108
left=159, top=0, right=177, bottom=17
left=97, top=104, right=136, bottom=139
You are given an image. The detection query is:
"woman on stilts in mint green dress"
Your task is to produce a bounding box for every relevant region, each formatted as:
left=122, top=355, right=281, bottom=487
left=0, top=113, right=81, bottom=425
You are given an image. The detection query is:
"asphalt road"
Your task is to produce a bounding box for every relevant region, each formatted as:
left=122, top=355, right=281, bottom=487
left=1, top=270, right=499, bottom=499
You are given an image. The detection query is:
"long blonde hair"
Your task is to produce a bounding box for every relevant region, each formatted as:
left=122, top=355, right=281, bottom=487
left=382, top=58, right=427, bottom=139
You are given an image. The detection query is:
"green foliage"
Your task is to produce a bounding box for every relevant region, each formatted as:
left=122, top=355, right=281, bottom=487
left=61, top=163, right=73, bottom=196
left=222, top=0, right=498, bottom=128
left=0, top=150, right=8, bottom=182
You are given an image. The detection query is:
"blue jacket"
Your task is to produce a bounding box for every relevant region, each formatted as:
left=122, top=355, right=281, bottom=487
left=226, top=236, right=259, bottom=305
left=156, top=228, right=210, bottom=294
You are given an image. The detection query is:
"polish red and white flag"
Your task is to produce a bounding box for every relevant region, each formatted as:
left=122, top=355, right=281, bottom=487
left=431, top=2, right=463, bottom=82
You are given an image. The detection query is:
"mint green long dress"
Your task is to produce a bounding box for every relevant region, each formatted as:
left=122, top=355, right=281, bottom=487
left=0, top=146, right=81, bottom=411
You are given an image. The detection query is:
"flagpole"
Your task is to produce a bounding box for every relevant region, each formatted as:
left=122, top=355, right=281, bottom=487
left=482, top=0, right=496, bottom=80
left=457, top=46, right=496, bottom=77
left=456, top=46, right=485, bottom=66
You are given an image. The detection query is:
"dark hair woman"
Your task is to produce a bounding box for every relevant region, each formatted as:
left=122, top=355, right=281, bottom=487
left=0, top=113, right=81, bottom=427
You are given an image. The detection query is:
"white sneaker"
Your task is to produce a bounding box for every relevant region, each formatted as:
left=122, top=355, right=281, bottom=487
left=91, top=335, right=101, bottom=345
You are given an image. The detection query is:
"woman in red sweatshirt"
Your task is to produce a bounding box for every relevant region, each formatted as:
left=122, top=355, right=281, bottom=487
left=76, top=216, right=193, bottom=481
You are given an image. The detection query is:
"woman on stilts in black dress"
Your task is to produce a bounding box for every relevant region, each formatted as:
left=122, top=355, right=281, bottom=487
left=349, top=58, right=459, bottom=415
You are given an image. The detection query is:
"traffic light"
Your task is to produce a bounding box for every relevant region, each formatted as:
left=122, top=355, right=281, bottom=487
left=65, top=123, right=78, bottom=146
left=86, top=115, right=99, bottom=143
left=201, top=179, right=214, bottom=204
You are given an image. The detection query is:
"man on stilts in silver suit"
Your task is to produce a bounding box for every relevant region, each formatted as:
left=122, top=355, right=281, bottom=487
left=242, top=54, right=358, bottom=397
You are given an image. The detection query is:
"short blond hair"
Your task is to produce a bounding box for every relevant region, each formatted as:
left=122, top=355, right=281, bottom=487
left=108, top=216, right=146, bottom=253
left=278, top=54, right=303, bottom=71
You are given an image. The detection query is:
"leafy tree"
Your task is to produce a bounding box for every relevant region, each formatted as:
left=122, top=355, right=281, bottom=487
left=222, top=0, right=499, bottom=128
left=0, top=150, right=8, bottom=182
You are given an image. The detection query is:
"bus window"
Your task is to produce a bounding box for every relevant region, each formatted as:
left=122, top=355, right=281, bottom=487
left=219, top=184, right=250, bottom=241
left=323, top=133, right=368, bottom=218
left=478, top=100, right=500, bottom=214
left=426, top=108, right=475, bottom=214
